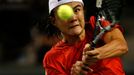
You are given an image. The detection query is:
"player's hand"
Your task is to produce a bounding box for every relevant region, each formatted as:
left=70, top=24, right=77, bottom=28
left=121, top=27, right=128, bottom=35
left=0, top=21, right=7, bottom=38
left=82, top=43, right=100, bottom=66
left=71, top=61, right=93, bottom=75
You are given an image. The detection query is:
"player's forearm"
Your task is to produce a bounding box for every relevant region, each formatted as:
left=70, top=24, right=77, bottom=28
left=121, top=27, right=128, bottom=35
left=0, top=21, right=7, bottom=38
left=96, top=38, right=128, bottom=59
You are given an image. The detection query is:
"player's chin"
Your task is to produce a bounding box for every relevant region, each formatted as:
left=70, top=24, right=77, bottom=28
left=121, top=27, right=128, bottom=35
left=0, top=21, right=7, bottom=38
left=69, top=26, right=83, bottom=36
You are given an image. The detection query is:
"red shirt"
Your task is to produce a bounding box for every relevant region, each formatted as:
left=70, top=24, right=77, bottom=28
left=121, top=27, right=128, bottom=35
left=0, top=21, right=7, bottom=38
left=43, top=16, right=125, bottom=75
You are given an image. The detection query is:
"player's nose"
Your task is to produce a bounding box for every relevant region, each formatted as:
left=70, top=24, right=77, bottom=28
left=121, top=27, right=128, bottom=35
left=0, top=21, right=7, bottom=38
left=69, top=14, right=78, bottom=23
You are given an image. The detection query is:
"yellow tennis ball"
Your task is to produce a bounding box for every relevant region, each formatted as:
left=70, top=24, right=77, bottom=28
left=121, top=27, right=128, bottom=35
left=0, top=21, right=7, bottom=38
left=57, top=5, right=74, bottom=20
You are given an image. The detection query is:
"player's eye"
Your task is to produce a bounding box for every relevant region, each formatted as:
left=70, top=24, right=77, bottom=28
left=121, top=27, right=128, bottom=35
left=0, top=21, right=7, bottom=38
left=74, top=8, right=81, bottom=13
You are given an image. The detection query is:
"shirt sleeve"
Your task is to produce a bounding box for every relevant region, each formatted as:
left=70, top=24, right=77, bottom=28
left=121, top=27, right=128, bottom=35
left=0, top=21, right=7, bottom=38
left=100, top=19, right=124, bottom=32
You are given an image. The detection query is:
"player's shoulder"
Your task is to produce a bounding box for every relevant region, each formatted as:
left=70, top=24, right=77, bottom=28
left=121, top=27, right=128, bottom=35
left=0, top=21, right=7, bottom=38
left=43, top=40, right=68, bottom=66
left=44, top=40, right=66, bottom=59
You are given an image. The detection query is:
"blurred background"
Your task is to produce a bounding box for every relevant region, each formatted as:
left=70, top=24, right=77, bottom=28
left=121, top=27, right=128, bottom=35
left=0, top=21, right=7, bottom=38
left=0, top=0, right=134, bottom=75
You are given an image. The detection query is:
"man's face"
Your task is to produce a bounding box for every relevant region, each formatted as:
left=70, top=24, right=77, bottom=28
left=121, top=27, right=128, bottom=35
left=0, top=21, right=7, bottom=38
left=53, top=2, right=85, bottom=36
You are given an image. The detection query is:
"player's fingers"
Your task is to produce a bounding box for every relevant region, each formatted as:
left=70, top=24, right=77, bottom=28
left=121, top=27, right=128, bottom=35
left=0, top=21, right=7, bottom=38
left=86, top=50, right=99, bottom=56
left=71, top=65, right=79, bottom=74
left=84, top=43, right=91, bottom=50
left=83, top=43, right=91, bottom=55
left=71, top=61, right=83, bottom=74
left=81, top=63, right=94, bottom=73
left=71, top=64, right=79, bottom=74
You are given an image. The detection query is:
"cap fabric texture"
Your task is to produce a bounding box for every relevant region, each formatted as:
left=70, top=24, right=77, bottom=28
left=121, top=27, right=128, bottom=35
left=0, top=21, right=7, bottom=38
left=49, top=0, right=84, bottom=13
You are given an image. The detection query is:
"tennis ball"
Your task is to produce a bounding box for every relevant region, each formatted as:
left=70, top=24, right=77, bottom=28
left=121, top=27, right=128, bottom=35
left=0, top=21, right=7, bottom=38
left=57, top=5, right=74, bottom=20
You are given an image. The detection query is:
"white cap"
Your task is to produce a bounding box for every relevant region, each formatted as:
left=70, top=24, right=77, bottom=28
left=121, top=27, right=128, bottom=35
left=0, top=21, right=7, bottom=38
left=49, top=0, right=84, bottom=14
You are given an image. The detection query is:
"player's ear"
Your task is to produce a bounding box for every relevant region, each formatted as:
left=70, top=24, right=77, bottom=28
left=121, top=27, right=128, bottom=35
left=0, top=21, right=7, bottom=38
left=49, top=16, right=56, bottom=26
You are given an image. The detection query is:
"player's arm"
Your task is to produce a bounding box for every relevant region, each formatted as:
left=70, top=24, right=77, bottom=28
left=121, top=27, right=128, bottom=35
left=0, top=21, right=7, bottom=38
left=95, top=27, right=128, bottom=59
left=82, top=23, right=128, bottom=65
left=84, top=27, right=128, bottom=61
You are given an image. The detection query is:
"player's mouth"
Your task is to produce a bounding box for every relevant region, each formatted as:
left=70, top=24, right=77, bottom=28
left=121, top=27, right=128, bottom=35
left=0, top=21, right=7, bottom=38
left=69, top=21, right=80, bottom=28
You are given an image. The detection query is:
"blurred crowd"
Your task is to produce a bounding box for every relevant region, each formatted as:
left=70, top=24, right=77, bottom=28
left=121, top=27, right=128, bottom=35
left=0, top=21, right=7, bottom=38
left=0, top=0, right=52, bottom=65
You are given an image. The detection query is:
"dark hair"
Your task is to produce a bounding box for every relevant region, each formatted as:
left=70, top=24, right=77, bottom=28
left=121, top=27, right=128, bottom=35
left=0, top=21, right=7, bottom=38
left=36, top=10, right=61, bottom=37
